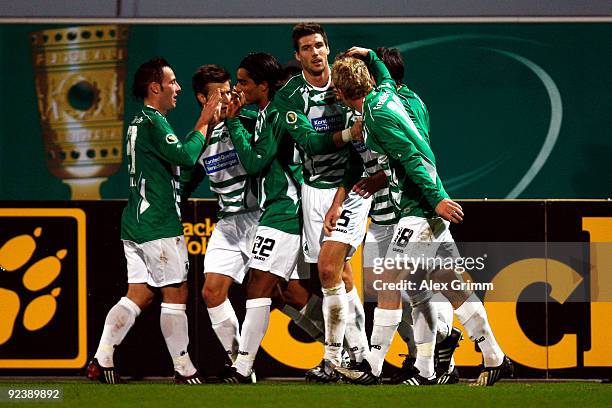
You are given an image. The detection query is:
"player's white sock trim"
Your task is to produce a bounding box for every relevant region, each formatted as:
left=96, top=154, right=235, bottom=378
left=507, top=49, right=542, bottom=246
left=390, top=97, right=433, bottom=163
left=119, top=296, right=141, bottom=316
left=160, top=304, right=196, bottom=377
left=369, top=308, right=402, bottom=376
left=322, top=283, right=348, bottom=366
left=235, top=297, right=272, bottom=377
left=94, top=297, right=139, bottom=367
left=246, top=298, right=272, bottom=308
left=208, top=299, right=239, bottom=363
left=160, top=302, right=186, bottom=312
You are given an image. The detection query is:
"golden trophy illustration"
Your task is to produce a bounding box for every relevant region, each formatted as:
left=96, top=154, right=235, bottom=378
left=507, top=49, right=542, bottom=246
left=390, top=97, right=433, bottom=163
left=30, top=25, right=129, bottom=199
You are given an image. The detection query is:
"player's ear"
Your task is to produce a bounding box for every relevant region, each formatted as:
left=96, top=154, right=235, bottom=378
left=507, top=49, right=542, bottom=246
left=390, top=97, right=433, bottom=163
left=149, top=81, right=161, bottom=95
left=294, top=50, right=300, bottom=62
left=196, top=92, right=207, bottom=105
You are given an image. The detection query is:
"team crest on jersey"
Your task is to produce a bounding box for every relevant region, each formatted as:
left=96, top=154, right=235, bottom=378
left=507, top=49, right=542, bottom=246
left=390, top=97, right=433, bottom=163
left=165, top=134, right=178, bottom=144
left=286, top=111, right=298, bottom=125
left=220, top=130, right=230, bottom=142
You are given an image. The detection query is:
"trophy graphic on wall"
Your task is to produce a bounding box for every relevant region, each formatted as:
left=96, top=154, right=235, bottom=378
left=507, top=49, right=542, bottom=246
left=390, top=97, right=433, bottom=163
left=30, top=25, right=129, bottom=199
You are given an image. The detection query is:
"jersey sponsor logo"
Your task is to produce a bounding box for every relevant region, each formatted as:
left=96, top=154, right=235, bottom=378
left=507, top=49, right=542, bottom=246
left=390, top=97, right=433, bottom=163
left=286, top=111, right=298, bottom=125
left=311, top=114, right=343, bottom=132
left=165, top=134, right=178, bottom=144
left=203, top=150, right=239, bottom=174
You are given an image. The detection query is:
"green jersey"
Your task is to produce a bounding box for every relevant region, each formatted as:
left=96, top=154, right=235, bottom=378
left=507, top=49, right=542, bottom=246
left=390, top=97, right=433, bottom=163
left=359, top=86, right=430, bottom=225
left=275, top=73, right=350, bottom=189
left=362, top=51, right=449, bottom=219
left=226, top=101, right=303, bottom=235
left=180, top=113, right=259, bottom=219
left=121, top=105, right=205, bottom=243
left=397, top=84, right=430, bottom=145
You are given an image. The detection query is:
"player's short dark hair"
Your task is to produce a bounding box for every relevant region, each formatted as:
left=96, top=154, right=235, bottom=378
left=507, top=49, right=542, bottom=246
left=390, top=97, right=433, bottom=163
left=239, top=53, right=284, bottom=98
left=132, top=57, right=172, bottom=99
left=292, top=22, right=328, bottom=52
left=192, top=64, right=231, bottom=104
left=376, top=47, right=405, bottom=85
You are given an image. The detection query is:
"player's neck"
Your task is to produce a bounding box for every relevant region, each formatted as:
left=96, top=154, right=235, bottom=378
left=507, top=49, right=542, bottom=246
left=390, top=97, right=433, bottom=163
left=258, top=95, right=271, bottom=110
left=144, top=99, right=167, bottom=116
left=302, top=67, right=330, bottom=88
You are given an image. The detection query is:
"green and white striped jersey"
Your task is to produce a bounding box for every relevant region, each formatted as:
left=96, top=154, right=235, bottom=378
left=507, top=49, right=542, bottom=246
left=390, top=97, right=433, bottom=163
left=181, top=114, right=259, bottom=219
left=351, top=138, right=396, bottom=225
left=226, top=101, right=303, bottom=235
left=362, top=51, right=449, bottom=219
left=121, top=105, right=205, bottom=244
left=275, top=73, right=350, bottom=189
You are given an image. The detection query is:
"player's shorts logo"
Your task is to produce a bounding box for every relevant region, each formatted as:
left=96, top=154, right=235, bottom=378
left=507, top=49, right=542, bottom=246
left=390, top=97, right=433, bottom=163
left=0, top=208, right=87, bottom=369
left=286, top=111, right=298, bottom=125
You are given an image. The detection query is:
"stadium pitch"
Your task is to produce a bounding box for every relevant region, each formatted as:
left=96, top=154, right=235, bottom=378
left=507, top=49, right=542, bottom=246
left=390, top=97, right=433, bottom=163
left=1, top=381, right=610, bottom=407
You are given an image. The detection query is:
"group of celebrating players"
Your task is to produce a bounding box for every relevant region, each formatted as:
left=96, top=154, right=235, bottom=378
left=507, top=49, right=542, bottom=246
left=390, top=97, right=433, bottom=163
left=86, top=22, right=513, bottom=386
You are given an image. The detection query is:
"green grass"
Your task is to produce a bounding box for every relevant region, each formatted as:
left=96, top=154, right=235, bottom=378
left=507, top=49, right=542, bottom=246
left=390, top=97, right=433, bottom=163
left=1, top=381, right=611, bottom=407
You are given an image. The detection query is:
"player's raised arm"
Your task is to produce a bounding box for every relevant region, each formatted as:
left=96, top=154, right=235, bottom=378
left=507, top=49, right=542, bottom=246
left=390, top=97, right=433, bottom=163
left=275, top=92, right=346, bottom=154
left=226, top=112, right=280, bottom=175
left=149, top=116, right=205, bottom=167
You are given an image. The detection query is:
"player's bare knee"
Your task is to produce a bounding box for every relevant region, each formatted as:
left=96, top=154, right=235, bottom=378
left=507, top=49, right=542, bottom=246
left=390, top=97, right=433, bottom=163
left=126, top=284, right=154, bottom=310
left=161, top=281, right=188, bottom=304
left=202, top=281, right=227, bottom=308
left=246, top=269, right=278, bottom=299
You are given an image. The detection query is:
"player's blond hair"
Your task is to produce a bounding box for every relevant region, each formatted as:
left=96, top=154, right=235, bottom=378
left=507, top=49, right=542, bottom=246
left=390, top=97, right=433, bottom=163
left=331, top=56, right=372, bottom=100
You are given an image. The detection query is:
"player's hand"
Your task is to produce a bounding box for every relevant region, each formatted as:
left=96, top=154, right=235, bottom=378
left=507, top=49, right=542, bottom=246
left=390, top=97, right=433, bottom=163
left=435, top=199, right=464, bottom=223
left=201, top=89, right=222, bottom=124
left=324, top=204, right=343, bottom=236
left=226, top=88, right=245, bottom=118
left=352, top=171, right=386, bottom=198
left=351, top=117, right=364, bottom=141
left=347, top=46, right=371, bottom=58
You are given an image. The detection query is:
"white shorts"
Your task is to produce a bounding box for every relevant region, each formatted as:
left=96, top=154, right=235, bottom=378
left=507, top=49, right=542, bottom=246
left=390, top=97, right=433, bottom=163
left=124, top=236, right=189, bottom=288
left=385, top=216, right=457, bottom=261
left=204, top=210, right=260, bottom=284
left=248, top=226, right=306, bottom=281
left=301, top=183, right=371, bottom=263
left=385, top=216, right=458, bottom=306
left=362, top=222, right=396, bottom=268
